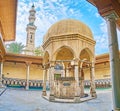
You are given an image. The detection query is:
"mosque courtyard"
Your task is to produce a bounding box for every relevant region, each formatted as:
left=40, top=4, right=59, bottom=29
left=0, top=88, right=113, bottom=111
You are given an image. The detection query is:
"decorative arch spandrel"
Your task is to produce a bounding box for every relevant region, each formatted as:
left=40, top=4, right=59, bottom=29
left=79, top=47, right=95, bottom=62
left=52, top=45, right=76, bottom=61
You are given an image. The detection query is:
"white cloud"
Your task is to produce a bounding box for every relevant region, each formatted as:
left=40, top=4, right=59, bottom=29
left=95, top=34, right=108, bottom=48
left=15, top=33, right=26, bottom=45
left=95, top=20, right=120, bottom=55
left=95, top=13, right=100, bottom=18
left=94, top=19, right=109, bottom=55
left=15, top=0, right=120, bottom=55
left=15, top=0, right=84, bottom=47
left=100, top=20, right=107, bottom=33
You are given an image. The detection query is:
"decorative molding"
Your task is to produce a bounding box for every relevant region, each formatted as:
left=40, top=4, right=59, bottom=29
left=43, top=34, right=96, bottom=49
left=104, top=12, right=119, bottom=22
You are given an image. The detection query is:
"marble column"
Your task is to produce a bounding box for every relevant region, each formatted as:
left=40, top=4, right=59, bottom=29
left=90, top=61, right=97, bottom=97
left=25, top=62, right=31, bottom=90
left=74, top=60, right=81, bottom=102
left=49, top=62, right=55, bottom=101
left=0, top=61, right=3, bottom=87
left=105, top=13, right=120, bottom=111
left=42, top=69, right=47, bottom=96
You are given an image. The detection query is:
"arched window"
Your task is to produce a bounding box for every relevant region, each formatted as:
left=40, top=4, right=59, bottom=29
left=30, top=40, right=32, bottom=43
left=31, top=35, right=32, bottom=39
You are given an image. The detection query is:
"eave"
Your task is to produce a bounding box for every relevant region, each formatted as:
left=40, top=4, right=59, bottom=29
left=87, top=0, right=120, bottom=30
left=0, top=36, right=6, bottom=61
left=95, top=51, right=120, bottom=65
left=5, top=53, right=43, bottom=65
left=0, top=0, right=18, bottom=41
left=95, top=53, right=109, bottom=65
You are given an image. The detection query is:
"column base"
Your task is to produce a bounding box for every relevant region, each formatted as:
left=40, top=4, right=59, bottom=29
left=80, top=93, right=85, bottom=98
left=91, top=91, right=97, bottom=98
left=90, top=87, right=97, bottom=98
left=42, top=91, right=47, bottom=96
left=0, top=84, right=6, bottom=88
left=49, top=94, right=55, bottom=101
left=25, top=86, right=29, bottom=90
left=114, top=108, right=120, bottom=111
left=74, top=96, right=81, bottom=103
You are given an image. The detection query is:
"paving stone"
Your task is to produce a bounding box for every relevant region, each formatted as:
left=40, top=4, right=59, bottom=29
left=0, top=88, right=113, bottom=111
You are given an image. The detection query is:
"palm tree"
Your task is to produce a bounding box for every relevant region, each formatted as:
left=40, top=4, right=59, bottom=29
left=6, top=42, right=25, bottom=54
left=34, top=47, right=44, bottom=56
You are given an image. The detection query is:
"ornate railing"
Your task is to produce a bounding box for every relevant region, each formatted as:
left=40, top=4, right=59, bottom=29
left=2, top=77, right=111, bottom=88
left=2, top=77, right=43, bottom=87
left=84, top=78, right=111, bottom=88
left=55, top=77, right=84, bottom=81
left=55, top=77, right=75, bottom=81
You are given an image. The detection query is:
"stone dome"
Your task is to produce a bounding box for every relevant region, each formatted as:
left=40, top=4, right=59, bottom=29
left=43, top=19, right=93, bottom=43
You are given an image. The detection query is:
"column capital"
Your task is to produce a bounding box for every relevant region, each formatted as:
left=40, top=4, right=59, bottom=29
left=42, top=64, right=47, bottom=70
left=80, top=67, right=82, bottom=69
left=105, top=12, right=118, bottom=21
left=50, top=61, right=55, bottom=67
left=72, top=58, right=79, bottom=66
left=25, top=61, right=32, bottom=66
left=0, top=59, right=5, bottom=63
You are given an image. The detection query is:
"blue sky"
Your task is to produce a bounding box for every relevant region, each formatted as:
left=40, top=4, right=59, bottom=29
left=15, top=0, right=120, bottom=55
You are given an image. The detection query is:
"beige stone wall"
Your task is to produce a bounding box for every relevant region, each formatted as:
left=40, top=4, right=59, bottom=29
left=3, top=62, right=43, bottom=80
left=83, top=68, right=91, bottom=80
left=3, top=61, right=110, bottom=81
left=54, top=80, right=75, bottom=99
left=29, top=64, right=43, bottom=80
left=95, top=62, right=110, bottom=80
left=83, top=62, right=110, bottom=80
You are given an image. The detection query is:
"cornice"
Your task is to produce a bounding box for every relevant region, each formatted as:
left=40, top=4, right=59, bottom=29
left=42, top=34, right=96, bottom=49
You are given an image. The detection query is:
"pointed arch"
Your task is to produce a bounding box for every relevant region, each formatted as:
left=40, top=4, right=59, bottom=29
left=53, top=45, right=75, bottom=61
left=79, top=47, right=94, bottom=62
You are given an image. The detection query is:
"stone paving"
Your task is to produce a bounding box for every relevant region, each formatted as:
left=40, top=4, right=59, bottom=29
left=0, top=88, right=113, bottom=111
left=0, top=87, right=6, bottom=96
left=43, top=92, right=96, bottom=103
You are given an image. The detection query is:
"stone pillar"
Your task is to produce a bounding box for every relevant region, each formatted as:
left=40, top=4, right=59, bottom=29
left=105, top=13, right=120, bottom=111
left=63, top=63, right=66, bottom=77
left=42, top=69, right=47, bottom=96
left=90, top=61, right=97, bottom=97
left=25, top=62, right=31, bottom=90
left=49, top=62, right=55, bottom=101
left=80, top=67, right=84, bottom=97
left=74, top=59, right=81, bottom=102
left=66, top=67, right=69, bottom=77
left=0, top=61, right=3, bottom=87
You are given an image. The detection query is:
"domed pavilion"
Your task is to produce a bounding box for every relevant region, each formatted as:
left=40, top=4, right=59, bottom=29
left=42, top=19, right=97, bottom=102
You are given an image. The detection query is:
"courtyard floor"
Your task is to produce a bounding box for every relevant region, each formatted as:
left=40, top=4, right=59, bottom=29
left=0, top=88, right=113, bottom=111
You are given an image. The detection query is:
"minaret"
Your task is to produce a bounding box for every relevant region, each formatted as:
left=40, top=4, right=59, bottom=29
left=25, top=4, right=37, bottom=55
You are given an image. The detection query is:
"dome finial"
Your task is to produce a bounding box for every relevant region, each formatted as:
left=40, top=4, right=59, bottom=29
left=32, top=3, right=34, bottom=8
